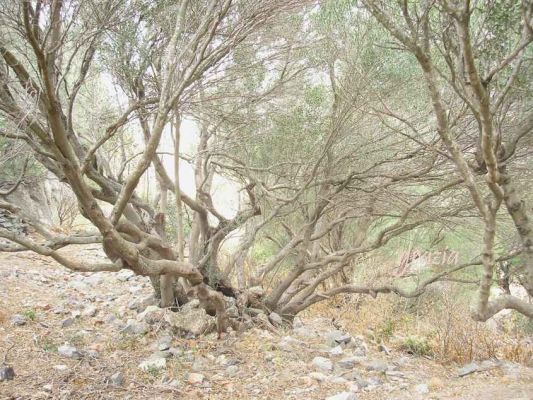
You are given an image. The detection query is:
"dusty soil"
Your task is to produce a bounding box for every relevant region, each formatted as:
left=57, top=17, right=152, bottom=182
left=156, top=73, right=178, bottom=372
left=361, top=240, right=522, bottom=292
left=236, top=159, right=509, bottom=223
left=1, top=246, right=532, bottom=399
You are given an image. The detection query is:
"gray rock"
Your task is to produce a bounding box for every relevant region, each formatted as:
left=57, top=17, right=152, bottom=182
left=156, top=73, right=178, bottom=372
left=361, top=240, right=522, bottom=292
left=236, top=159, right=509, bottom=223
left=82, top=305, right=97, bottom=317
left=326, top=330, right=352, bottom=347
left=279, top=335, right=304, bottom=351
left=187, top=372, right=205, bottom=385
left=137, top=295, right=158, bottom=313
left=309, top=371, right=328, bottom=382
left=165, top=308, right=215, bottom=336
left=68, top=280, right=89, bottom=291
left=58, top=344, right=82, bottom=359
left=52, top=307, right=67, bottom=315
left=326, top=392, right=357, bottom=400
left=364, top=360, right=388, bottom=372
left=378, top=344, right=390, bottom=355
left=169, top=347, right=183, bottom=357
left=158, top=335, right=173, bottom=351
left=268, top=312, right=283, bottom=326
left=312, top=356, right=333, bottom=372
left=138, top=306, right=164, bottom=324
left=226, top=305, right=239, bottom=318
left=139, top=356, right=166, bottom=371
left=84, top=274, right=102, bottom=287
left=330, top=345, right=344, bottom=356
left=109, top=371, right=124, bottom=386
left=192, top=356, right=208, bottom=372
left=116, top=269, right=135, bottom=282
left=343, top=372, right=369, bottom=388
left=0, top=366, right=15, bottom=381
left=122, top=319, right=148, bottom=335
left=225, top=365, right=239, bottom=376
left=458, top=362, right=479, bottom=377
left=153, top=350, right=172, bottom=359
left=11, top=314, right=27, bottom=326
left=415, top=383, right=429, bottom=394
left=86, top=349, right=99, bottom=358
left=337, top=356, right=365, bottom=369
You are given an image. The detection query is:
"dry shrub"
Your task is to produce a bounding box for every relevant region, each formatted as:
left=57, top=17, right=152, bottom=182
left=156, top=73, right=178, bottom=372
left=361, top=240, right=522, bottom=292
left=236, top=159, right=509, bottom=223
left=307, top=279, right=533, bottom=365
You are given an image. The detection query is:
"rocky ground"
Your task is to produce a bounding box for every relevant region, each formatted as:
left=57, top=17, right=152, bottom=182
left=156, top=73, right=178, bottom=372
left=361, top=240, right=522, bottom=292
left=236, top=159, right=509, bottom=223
left=1, top=245, right=533, bottom=399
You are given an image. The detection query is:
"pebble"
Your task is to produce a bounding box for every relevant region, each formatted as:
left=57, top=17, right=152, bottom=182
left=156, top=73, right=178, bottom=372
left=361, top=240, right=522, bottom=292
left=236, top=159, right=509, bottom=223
left=82, top=305, right=97, bottom=317
left=139, top=356, right=166, bottom=371
left=109, top=372, right=125, bottom=386
left=187, top=373, right=205, bottom=385
left=0, top=366, right=15, bottom=381
left=225, top=365, right=239, bottom=376
left=415, top=383, right=429, bottom=394
left=312, top=356, right=333, bottom=371
left=11, top=314, right=27, bottom=326
left=122, top=319, right=148, bottom=335
left=58, top=344, right=82, bottom=359
left=268, top=312, right=283, bottom=326
left=458, top=362, right=479, bottom=377
left=61, top=317, right=75, bottom=328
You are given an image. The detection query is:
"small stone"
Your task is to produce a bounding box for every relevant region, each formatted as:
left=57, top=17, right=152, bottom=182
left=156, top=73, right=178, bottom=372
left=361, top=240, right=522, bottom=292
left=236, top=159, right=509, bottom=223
left=312, top=356, right=333, bottom=372
left=158, top=335, right=173, bottom=351
left=326, top=391, right=357, bottom=400
left=415, top=383, right=429, bottom=394
left=109, top=372, right=125, bottom=386
left=58, top=344, right=82, bottom=359
left=364, top=360, right=388, bottom=372
left=192, top=356, right=208, bottom=372
left=330, top=377, right=348, bottom=385
left=326, top=330, right=352, bottom=347
left=337, top=356, right=365, bottom=369
left=330, top=345, right=344, bottom=356
left=378, top=344, right=390, bottom=355
left=458, top=362, right=479, bottom=377
left=86, top=349, right=99, bottom=358
left=169, top=347, right=183, bottom=357
left=308, top=371, right=327, bottom=382
left=268, top=312, right=283, bottom=326
left=82, top=305, right=97, bottom=317
left=139, top=356, right=166, bottom=371
left=68, top=280, right=89, bottom=291
left=11, top=314, right=27, bottom=326
left=279, top=335, right=304, bottom=351
left=116, top=269, right=135, bottom=282
left=53, top=365, right=68, bottom=371
left=61, top=317, right=75, bottom=328
left=122, top=319, right=148, bottom=335
left=84, top=274, right=102, bottom=287
left=187, top=373, right=205, bottom=385
left=52, top=307, right=67, bottom=315
left=225, top=365, right=239, bottom=376
left=43, top=384, right=53, bottom=392
left=0, top=366, right=15, bottom=381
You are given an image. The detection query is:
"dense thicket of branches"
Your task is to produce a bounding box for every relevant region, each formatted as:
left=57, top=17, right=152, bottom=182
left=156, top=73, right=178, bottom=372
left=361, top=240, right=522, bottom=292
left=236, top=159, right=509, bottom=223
left=0, top=0, right=531, bottom=331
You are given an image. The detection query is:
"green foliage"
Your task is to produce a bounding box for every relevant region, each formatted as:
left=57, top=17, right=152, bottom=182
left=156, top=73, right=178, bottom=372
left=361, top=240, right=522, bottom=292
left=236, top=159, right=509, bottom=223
left=377, top=318, right=397, bottom=341
left=401, top=336, right=433, bottom=357
left=251, top=240, right=278, bottom=265
left=22, top=309, right=36, bottom=321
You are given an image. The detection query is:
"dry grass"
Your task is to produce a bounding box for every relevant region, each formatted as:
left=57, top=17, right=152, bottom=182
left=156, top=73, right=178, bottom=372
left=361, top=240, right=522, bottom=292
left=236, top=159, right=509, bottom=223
left=306, top=282, right=533, bottom=366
